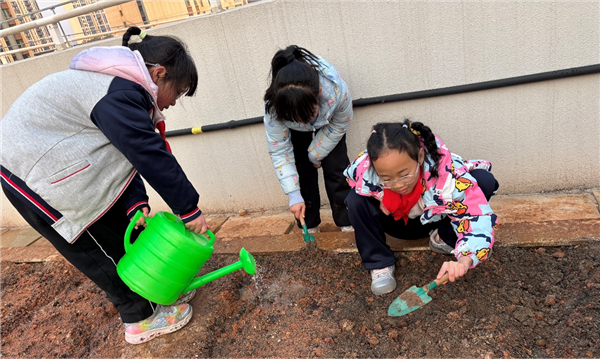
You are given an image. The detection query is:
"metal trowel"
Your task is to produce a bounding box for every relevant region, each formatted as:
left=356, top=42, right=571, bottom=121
left=388, top=273, right=449, bottom=316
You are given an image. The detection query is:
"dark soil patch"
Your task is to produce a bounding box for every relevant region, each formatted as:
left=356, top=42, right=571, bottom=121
left=2, top=241, right=600, bottom=358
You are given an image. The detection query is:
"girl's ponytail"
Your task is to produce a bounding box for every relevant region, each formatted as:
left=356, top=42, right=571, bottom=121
left=122, top=26, right=147, bottom=47
left=268, top=45, right=319, bottom=83
left=403, top=119, right=441, bottom=175
left=264, top=45, right=321, bottom=123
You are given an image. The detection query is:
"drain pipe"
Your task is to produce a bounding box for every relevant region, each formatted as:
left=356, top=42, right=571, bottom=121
left=165, top=63, right=600, bottom=138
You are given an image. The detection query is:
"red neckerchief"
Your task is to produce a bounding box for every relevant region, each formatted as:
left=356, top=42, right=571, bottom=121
left=155, top=121, right=172, bottom=153
left=381, top=171, right=423, bottom=224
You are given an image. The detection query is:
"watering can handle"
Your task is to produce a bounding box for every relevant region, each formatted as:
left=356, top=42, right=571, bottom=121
left=204, top=229, right=216, bottom=243
left=124, top=210, right=145, bottom=253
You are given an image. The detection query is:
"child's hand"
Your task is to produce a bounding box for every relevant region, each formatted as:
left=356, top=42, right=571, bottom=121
left=185, top=214, right=210, bottom=234
left=313, top=164, right=322, bottom=169
left=290, top=203, right=306, bottom=220
left=436, top=256, right=473, bottom=282
left=379, top=202, right=390, bottom=216
left=133, top=207, right=150, bottom=230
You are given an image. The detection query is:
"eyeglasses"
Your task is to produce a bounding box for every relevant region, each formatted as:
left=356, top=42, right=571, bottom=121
left=377, top=156, right=422, bottom=189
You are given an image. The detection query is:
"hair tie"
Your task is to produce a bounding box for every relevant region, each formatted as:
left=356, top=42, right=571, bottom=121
left=286, top=54, right=295, bottom=64
left=139, top=30, right=147, bottom=40
left=409, top=123, right=421, bottom=136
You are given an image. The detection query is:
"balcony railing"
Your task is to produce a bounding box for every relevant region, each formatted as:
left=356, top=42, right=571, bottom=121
left=0, top=0, right=249, bottom=63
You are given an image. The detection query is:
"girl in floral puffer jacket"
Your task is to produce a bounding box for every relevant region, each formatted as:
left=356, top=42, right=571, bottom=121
left=343, top=120, right=499, bottom=296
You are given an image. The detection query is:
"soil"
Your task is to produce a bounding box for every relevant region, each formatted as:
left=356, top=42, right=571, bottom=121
left=2, top=241, right=600, bottom=358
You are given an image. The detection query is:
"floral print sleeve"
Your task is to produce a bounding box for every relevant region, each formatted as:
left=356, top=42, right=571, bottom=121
left=444, top=171, right=498, bottom=268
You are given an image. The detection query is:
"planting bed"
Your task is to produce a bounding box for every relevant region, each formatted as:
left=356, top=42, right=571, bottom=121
left=1, top=241, right=599, bottom=358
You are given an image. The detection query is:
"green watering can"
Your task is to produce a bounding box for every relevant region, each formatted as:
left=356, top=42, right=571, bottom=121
left=117, top=210, right=256, bottom=305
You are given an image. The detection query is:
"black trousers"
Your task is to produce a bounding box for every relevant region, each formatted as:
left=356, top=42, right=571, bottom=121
left=344, top=169, right=499, bottom=270
left=291, top=130, right=352, bottom=228
left=3, top=187, right=155, bottom=323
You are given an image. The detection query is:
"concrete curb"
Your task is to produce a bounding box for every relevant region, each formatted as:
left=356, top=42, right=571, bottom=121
left=1, top=192, right=599, bottom=263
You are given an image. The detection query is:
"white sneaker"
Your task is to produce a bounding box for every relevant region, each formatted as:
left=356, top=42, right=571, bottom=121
left=370, top=265, right=396, bottom=296
left=428, top=229, right=455, bottom=255
left=307, top=227, right=320, bottom=234
left=340, top=225, right=354, bottom=232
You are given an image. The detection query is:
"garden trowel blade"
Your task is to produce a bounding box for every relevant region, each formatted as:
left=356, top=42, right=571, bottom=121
left=388, top=285, right=432, bottom=317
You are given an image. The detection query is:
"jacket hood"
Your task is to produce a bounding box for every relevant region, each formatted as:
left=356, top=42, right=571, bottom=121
left=69, top=46, right=165, bottom=125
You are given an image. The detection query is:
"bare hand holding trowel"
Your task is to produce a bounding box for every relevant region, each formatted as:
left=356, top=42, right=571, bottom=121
left=437, top=256, right=473, bottom=282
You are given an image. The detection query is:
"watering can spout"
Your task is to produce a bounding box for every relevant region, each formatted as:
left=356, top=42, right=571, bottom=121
left=184, top=248, right=256, bottom=292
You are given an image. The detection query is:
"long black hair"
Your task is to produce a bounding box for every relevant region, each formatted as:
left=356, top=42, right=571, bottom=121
left=367, top=119, right=442, bottom=176
left=264, top=45, right=321, bottom=123
left=122, top=27, right=198, bottom=97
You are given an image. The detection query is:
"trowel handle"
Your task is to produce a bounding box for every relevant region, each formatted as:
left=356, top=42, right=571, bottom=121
left=299, top=217, right=309, bottom=233
left=434, top=273, right=450, bottom=286
left=124, top=210, right=145, bottom=253
left=425, top=273, right=450, bottom=292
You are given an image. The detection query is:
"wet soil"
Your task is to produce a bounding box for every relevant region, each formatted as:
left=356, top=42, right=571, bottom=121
left=2, top=241, right=600, bottom=358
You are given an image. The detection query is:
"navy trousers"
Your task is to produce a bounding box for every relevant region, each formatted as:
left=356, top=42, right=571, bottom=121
left=291, top=130, right=352, bottom=228
left=345, top=169, right=499, bottom=270
left=3, top=186, right=155, bottom=323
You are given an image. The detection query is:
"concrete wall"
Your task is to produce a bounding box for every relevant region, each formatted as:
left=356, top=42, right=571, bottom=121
left=2, top=0, right=599, bottom=227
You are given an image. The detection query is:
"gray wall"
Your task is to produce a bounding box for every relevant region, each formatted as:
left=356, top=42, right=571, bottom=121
left=2, top=0, right=599, bottom=226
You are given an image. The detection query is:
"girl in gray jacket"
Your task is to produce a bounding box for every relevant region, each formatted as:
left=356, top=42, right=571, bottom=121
left=1, top=27, right=206, bottom=344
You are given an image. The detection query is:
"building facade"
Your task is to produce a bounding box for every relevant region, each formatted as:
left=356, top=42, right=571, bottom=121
left=63, top=0, right=112, bottom=44
left=0, top=0, right=54, bottom=64
left=64, top=0, right=217, bottom=44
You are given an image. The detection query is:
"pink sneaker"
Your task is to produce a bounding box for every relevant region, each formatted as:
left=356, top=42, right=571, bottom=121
left=124, top=304, right=192, bottom=344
